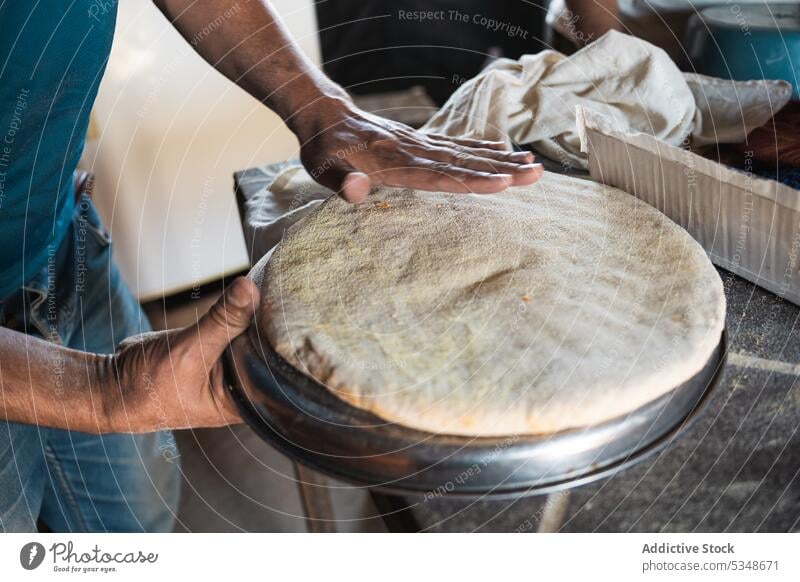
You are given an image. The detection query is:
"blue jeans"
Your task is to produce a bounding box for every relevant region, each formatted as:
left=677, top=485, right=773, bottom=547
left=0, top=196, right=180, bottom=532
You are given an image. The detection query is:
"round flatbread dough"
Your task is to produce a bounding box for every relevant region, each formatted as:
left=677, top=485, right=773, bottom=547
left=252, top=171, right=725, bottom=436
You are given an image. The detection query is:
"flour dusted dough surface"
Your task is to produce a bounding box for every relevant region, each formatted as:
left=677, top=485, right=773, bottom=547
left=253, top=172, right=725, bottom=436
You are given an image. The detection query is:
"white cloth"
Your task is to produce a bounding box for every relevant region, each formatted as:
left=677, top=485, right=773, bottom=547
left=239, top=163, right=331, bottom=261
left=422, top=31, right=792, bottom=169
left=238, top=32, right=792, bottom=259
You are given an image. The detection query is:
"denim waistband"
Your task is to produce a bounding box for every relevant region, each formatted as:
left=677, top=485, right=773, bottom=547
left=0, top=195, right=112, bottom=346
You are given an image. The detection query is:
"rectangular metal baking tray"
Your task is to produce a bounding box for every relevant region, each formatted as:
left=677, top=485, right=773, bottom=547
left=577, top=105, right=800, bottom=306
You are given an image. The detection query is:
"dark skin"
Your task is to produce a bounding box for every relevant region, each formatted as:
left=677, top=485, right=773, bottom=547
left=0, top=1, right=543, bottom=434
left=563, top=0, right=620, bottom=46
left=0, top=278, right=256, bottom=433
left=160, top=0, right=543, bottom=202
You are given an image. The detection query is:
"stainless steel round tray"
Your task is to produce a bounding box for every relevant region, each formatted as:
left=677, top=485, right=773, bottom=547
left=224, top=326, right=726, bottom=499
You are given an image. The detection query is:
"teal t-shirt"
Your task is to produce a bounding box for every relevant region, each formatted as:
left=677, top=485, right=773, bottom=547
left=0, top=1, right=117, bottom=298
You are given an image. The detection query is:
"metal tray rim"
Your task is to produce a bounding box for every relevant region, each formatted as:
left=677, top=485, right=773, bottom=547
left=225, top=328, right=727, bottom=498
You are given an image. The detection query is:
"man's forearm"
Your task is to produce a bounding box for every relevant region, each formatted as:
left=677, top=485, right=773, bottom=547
left=0, top=278, right=260, bottom=435
left=564, top=0, right=619, bottom=45
left=0, top=327, right=112, bottom=433
left=154, top=0, right=544, bottom=202
left=154, top=0, right=347, bottom=141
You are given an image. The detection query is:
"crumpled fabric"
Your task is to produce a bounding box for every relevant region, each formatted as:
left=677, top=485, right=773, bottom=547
left=422, top=31, right=792, bottom=169
left=237, top=30, right=794, bottom=259
left=237, top=163, right=332, bottom=262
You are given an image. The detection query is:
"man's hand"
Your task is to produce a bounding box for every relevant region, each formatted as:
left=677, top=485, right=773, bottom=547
left=294, top=97, right=543, bottom=203
left=0, top=278, right=258, bottom=434
left=101, top=277, right=259, bottom=433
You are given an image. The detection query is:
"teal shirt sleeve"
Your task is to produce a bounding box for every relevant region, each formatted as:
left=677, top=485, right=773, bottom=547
left=0, top=1, right=118, bottom=298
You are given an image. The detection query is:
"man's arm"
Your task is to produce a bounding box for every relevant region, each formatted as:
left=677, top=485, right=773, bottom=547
left=0, top=277, right=258, bottom=434
left=563, top=0, right=620, bottom=46
left=0, top=326, right=111, bottom=433
left=153, top=0, right=543, bottom=202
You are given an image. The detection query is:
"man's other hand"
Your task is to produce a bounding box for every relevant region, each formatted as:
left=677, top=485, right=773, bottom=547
left=295, top=97, right=544, bottom=203
left=102, top=277, right=259, bottom=433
